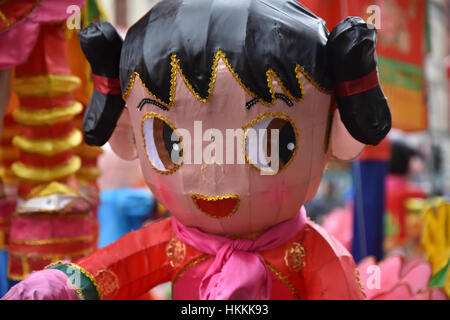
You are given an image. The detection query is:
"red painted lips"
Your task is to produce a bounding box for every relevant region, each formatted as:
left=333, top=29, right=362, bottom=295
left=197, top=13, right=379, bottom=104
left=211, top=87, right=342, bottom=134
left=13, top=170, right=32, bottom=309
left=191, top=193, right=240, bottom=219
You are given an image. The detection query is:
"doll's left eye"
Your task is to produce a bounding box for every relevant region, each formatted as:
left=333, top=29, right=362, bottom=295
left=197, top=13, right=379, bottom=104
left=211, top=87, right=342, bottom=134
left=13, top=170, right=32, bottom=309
left=243, top=113, right=298, bottom=175
left=141, top=113, right=182, bottom=174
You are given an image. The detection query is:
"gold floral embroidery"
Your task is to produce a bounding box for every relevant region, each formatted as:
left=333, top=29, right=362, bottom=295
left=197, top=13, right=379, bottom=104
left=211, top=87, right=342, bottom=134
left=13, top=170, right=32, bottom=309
left=166, top=237, right=187, bottom=268
left=190, top=193, right=240, bottom=219
left=95, top=269, right=119, bottom=298
left=284, top=242, right=306, bottom=273
left=242, top=112, right=299, bottom=175
left=122, top=50, right=331, bottom=106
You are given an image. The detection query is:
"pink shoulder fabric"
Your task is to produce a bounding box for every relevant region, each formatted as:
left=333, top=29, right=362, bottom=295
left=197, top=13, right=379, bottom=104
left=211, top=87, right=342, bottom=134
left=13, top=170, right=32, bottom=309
left=1, top=269, right=77, bottom=300
left=0, top=0, right=85, bottom=70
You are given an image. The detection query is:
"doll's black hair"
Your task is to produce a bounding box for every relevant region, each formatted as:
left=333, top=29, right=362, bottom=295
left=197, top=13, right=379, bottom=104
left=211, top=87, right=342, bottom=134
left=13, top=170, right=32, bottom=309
left=79, top=22, right=124, bottom=146
left=79, top=0, right=391, bottom=147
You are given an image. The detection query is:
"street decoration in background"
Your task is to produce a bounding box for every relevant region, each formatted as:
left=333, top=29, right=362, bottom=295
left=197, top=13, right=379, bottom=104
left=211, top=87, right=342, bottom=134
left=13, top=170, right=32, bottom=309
left=7, top=21, right=93, bottom=281
left=303, top=0, right=428, bottom=131
left=0, top=0, right=111, bottom=287
left=67, top=0, right=107, bottom=251
left=0, top=92, right=19, bottom=296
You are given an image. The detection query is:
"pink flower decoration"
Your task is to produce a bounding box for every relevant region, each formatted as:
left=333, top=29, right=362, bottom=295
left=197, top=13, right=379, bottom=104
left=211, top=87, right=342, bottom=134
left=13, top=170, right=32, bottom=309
left=358, top=255, right=448, bottom=300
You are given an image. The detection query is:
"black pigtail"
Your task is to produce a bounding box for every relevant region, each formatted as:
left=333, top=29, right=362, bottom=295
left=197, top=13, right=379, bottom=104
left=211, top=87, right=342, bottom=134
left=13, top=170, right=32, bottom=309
left=79, top=22, right=124, bottom=146
left=327, top=17, right=391, bottom=146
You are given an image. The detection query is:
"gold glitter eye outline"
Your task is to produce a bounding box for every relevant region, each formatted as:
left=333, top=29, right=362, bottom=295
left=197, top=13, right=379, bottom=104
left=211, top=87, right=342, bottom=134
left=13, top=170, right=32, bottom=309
left=141, top=112, right=183, bottom=175
left=242, top=112, right=299, bottom=175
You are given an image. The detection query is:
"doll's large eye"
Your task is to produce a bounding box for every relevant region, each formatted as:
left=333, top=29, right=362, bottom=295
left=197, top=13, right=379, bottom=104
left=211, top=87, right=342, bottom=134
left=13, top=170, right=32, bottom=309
left=141, top=113, right=182, bottom=174
left=243, top=113, right=298, bottom=175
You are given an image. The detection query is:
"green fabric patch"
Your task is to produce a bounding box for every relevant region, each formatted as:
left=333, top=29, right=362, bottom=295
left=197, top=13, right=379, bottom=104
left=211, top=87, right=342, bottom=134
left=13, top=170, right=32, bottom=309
left=48, top=263, right=100, bottom=300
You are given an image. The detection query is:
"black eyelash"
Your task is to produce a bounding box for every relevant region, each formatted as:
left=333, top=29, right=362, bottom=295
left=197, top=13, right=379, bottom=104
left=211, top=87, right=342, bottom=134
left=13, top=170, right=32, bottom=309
left=246, top=93, right=294, bottom=110
left=274, top=93, right=294, bottom=107
left=137, top=98, right=169, bottom=111
left=246, top=98, right=259, bottom=110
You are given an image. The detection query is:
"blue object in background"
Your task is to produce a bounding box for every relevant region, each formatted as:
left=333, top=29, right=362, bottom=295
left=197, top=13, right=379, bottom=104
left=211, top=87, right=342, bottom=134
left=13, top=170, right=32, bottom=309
left=352, top=160, right=388, bottom=263
left=98, top=188, right=156, bottom=248
left=0, top=250, right=8, bottom=297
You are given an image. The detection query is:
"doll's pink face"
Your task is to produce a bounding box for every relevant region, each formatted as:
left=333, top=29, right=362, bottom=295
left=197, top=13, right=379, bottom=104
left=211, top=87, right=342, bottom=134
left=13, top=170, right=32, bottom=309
left=125, top=61, right=332, bottom=238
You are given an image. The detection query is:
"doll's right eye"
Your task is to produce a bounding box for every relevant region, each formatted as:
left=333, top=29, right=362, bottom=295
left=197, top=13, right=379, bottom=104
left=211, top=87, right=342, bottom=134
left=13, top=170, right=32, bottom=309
left=243, top=113, right=298, bottom=175
left=141, top=113, right=183, bottom=174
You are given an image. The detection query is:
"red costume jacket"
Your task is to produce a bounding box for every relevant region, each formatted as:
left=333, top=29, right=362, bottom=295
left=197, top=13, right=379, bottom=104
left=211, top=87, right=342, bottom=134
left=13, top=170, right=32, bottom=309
left=73, top=218, right=365, bottom=300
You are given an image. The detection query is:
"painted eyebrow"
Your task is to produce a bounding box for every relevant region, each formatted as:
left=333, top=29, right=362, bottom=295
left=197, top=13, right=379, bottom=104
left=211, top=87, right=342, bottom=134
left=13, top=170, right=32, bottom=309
left=245, top=93, right=294, bottom=110
left=137, top=98, right=169, bottom=111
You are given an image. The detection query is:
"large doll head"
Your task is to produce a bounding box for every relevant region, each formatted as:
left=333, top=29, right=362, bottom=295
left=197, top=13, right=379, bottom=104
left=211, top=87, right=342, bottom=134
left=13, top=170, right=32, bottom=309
left=79, top=0, right=391, bottom=238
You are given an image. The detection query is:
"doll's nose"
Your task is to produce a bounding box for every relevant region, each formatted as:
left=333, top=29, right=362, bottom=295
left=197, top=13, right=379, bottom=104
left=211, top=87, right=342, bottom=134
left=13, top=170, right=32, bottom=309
left=200, top=161, right=225, bottom=186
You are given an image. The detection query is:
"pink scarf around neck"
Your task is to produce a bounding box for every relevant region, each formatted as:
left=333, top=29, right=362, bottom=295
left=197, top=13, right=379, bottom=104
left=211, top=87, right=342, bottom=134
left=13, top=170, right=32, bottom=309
left=171, top=207, right=307, bottom=300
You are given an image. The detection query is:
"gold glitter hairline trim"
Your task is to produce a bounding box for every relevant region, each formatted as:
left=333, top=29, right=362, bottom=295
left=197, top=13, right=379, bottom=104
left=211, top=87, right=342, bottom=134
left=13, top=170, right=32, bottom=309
left=122, top=50, right=332, bottom=105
